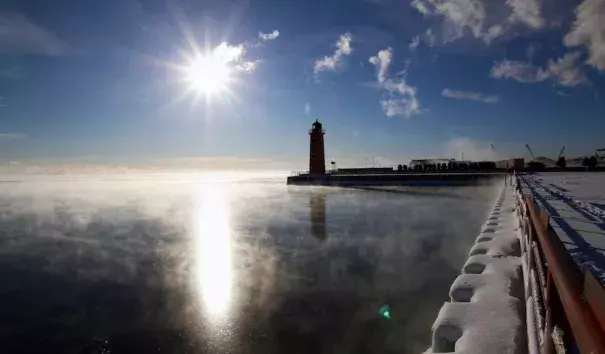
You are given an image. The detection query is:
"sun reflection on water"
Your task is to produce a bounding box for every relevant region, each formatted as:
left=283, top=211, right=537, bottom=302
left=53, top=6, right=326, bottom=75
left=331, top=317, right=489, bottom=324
left=194, top=183, right=233, bottom=317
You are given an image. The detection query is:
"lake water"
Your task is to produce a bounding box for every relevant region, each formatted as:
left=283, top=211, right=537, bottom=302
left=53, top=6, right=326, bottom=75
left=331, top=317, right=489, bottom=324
left=0, top=173, right=501, bottom=353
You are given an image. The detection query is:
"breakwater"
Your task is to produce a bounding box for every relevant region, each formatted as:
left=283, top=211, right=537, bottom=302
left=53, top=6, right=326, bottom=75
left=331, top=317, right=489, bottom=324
left=287, top=172, right=505, bottom=186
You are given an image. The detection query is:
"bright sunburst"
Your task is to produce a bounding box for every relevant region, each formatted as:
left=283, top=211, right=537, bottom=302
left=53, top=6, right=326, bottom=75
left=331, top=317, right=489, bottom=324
left=163, top=37, right=263, bottom=107
left=185, top=54, right=231, bottom=95
left=179, top=42, right=245, bottom=98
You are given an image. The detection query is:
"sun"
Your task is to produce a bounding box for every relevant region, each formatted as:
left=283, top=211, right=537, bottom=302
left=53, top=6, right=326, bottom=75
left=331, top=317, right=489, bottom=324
left=185, top=54, right=232, bottom=95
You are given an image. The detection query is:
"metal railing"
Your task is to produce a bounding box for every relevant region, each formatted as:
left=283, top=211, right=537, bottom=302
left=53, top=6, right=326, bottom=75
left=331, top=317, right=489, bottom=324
left=515, top=174, right=605, bottom=353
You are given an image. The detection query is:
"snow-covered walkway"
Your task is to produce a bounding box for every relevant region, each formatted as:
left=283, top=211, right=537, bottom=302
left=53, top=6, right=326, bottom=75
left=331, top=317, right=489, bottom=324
left=426, top=183, right=526, bottom=354
left=519, top=173, right=605, bottom=284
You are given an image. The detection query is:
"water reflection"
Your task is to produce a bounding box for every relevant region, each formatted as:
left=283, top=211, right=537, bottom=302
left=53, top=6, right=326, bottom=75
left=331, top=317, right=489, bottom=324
left=194, top=184, right=233, bottom=317
left=0, top=174, right=502, bottom=353
left=310, top=192, right=327, bottom=240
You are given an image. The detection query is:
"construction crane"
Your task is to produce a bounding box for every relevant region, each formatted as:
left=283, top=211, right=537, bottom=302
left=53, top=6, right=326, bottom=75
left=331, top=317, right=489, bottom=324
left=558, top=146, right=566, bottom=159
left=525, top=144, right=536, bottom=160
left=490, top=144, right=498, bottom=160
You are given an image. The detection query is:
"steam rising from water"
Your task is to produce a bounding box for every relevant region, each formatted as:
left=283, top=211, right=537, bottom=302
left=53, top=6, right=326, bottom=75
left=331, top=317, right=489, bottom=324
left=0, top=172, right=502, bottom=353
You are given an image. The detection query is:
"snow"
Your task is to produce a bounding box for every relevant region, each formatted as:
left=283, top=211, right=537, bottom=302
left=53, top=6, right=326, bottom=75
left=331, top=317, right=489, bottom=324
left=519, top=172, right=605, bottom=284
left=426, top=183, right=527, bottom=353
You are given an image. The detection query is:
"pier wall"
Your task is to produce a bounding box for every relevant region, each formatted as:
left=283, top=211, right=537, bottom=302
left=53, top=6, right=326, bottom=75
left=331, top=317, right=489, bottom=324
left=287, top=173, right=504, bottom=186
left=426, top=180, right=528, bottom=354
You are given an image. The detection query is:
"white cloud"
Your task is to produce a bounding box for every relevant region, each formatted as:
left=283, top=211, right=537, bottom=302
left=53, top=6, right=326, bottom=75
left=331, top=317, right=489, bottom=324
left=411, top=0, right=495, bottom=42
left=0, top=133, right=26, bottom=140
left=564, top=0, right=605, bottom=71
left=442, top=88, right=500, bottom=103
left=409, top=0, right=545, bottom=43
left=314, top=33, right=353, bottom=73
left=0, top=13, right=69, bottom=56
left=258, top=30, right=280, bottom=41
left=490, top=60, right=548, bottom=83
left=369, top=48, right=422, bottom=118
left=205, top=42, right=263, bottom=73
left=368, top=47, right=392, bottom=83
left=491, top=52, right=587, bottom=87
left=544, top=52, right=588, bottom=86
left=408, top=29, right=437, bottom=50
left=437, top=0, right=487, bottom=41
left=409, top=36, right=420, bottom=50
left=411, top=0, right=432, bottom=15
left=235, top=59, right=263, bottom=72
left=304, top=102, right=311, bottom=115
left=214, top=42, right=245, bottom=63
left=425, top=28, right=436, bottom=47
left=506, top=0, right=544, bottom=28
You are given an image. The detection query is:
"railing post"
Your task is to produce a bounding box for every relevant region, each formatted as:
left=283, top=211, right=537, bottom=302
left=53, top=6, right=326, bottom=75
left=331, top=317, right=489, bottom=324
left=543, top=271, right=554, bottom=354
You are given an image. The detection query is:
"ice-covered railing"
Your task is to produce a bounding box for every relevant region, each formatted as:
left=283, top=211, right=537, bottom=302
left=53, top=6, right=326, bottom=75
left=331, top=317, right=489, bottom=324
left=516, top=174, right=605, bottom=353
left=426, top=176, right=527, bottom=354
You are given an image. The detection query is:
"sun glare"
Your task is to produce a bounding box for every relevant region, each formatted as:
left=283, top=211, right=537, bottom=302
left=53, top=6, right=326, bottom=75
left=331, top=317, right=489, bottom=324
left=185, top=55, right=231, bottom=95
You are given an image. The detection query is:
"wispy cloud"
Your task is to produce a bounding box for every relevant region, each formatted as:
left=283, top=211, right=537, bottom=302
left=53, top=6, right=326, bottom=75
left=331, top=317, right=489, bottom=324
left=206, top=41, right=263, bottom=73
left=442, top=88, right=500, bottom=103
left=425, top=29, right=436, bottom=47
left=368, top=47, right=392, bottom=83
left=314, top=33, right=353, bottom=73
left=369, top=48, right=422, bottom=118
left=491, top=52, right=587, bottom=87
left=490, top=60, right=547, bottom=83
left=235, top=59, right=263, bottom=72
left=409, top=29, right=436, bottom=50
left=304, top=102, right=311, bottom=115
left=506, top=0, right=545, bottom=29
left=258, top=30, right=280, bottom=41
left=409, top=0, right=545, bottom=43
left=564, top=0, right=605, bottom=71
left=545, top=52, right=588, bottom=86
left=0, top=13, right=69, bottom=56
left=409, top=36, right=420, bottom=50
left=0, top=133, right=26, bottom=140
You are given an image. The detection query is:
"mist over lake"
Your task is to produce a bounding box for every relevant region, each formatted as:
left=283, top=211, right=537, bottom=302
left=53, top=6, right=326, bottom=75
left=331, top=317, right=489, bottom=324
left=0, top=172, right=501, bottom=353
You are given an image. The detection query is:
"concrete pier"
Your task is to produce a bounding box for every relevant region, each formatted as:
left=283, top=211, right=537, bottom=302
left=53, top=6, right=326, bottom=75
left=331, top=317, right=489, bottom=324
left=287, top=172, right=505, bottom=186
left=427, top=173, right=605, bottom=353
left=426, top=182, right=526, bottom=354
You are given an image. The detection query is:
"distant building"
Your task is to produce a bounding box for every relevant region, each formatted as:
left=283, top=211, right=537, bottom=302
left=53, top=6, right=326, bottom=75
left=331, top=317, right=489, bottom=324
left=495, top=158, right=524, bottom=170
left=409, top=159, right=454, bottom=167
left=335, top=167, right=394, bottom=174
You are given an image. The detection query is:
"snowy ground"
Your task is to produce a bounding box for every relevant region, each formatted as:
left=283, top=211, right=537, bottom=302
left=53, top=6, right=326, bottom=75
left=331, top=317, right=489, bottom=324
left=519, top=172, right=605, bottom=284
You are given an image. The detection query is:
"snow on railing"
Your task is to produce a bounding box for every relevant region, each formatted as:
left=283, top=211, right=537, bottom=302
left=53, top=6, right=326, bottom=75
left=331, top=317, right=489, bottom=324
left=515, top=173, right=605, bottom=354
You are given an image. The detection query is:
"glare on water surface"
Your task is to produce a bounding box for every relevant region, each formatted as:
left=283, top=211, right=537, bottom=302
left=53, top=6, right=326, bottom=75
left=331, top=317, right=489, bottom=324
left=194, top=184, right=233, bottom=317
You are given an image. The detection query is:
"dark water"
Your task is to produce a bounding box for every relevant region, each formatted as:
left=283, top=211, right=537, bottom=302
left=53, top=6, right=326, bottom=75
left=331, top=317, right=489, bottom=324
left=0, top=173, right=500, bottom=353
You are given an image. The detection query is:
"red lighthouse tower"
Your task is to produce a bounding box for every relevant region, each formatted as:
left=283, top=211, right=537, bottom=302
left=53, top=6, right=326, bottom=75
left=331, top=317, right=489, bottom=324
left=309, top=119, right=326, bottom=174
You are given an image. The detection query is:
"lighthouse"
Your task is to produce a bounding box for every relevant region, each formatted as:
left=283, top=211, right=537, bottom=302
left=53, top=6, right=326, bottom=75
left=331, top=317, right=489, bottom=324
left=309, top=119, right=326, bottom=174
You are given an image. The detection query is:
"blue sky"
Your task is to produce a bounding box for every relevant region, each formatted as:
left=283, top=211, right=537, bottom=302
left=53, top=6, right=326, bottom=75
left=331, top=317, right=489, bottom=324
left=0, top=0, right=604, bottom=169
